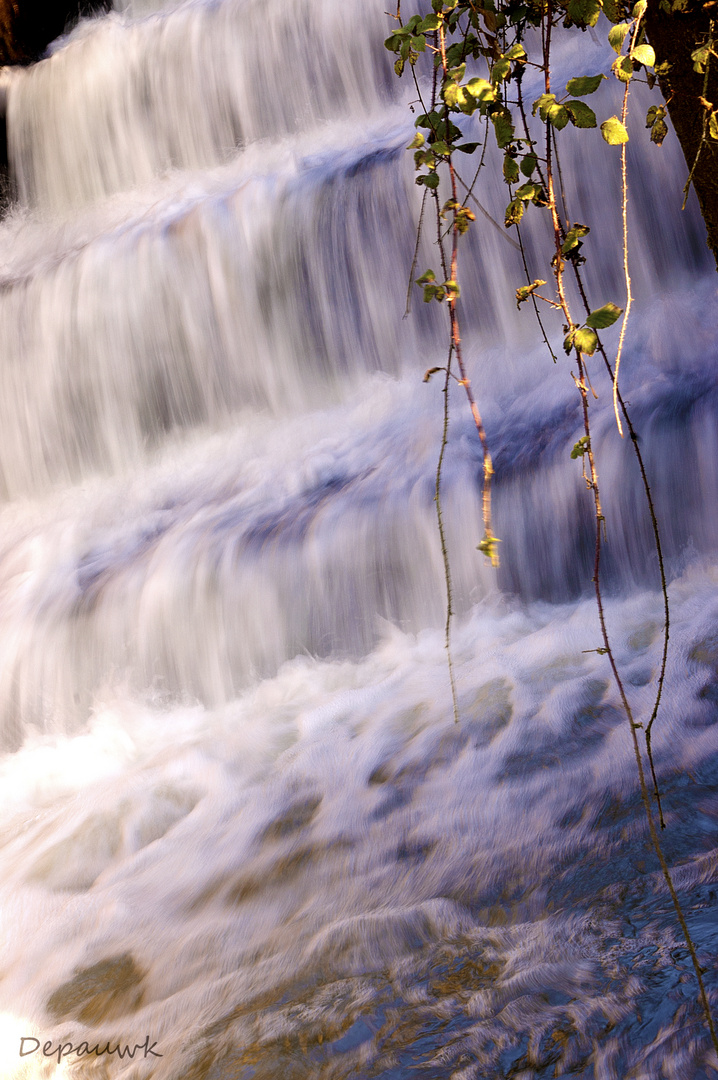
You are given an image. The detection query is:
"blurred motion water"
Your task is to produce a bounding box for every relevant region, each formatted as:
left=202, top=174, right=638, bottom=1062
left=0, top=1, right=716, bottom=1077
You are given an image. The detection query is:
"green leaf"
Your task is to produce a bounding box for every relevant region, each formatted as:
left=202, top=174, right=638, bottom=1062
left=516, top=181, right=542, bottom=201
left=612, top=55, right=634, bottom=82
left=691, top=43, right=713, bottom=73
left=520, top=153, right=537, bottom=176
left=574, top=327, right=599, bottom=354
left=646, top=104, right=669, bottom=145
left=534, top=94, right=569, bottom=129
left=443, top=82, right=462, bottom=107
left=570, top=435, right=590, bottom=458
left=533, top=92, right=556, bottom=120
left=465, top=78, right=496, bottom=108
left=455, top=141, right=481, bottom=153
left=491, top=57, right=512, bottom=83
left=561, top=222, right=590, bottom=254
left=492, top=109, right=515, bottom=148
left=505, top=43, right=527, bottom=60
left=407, top=132, right=425, bottom=150
left=422, top=283, right=446, bottom=302
left=632, top=44, right=655, bottom=67
left=601, top=116, right=629, bottom=144
left=632, top=0, right=647, bottom=16
left=503, top=155, right=520, bottom=183
left=602, top=0, right=623, bottom=22
left=417, top=171, right=441, bottom=188
left=416, top=110, right=442, bottom=131
left=585, top=302, right=623, bottom=328
left=608, top=22, right=631, bottom=52
left=565, top=74, right=605, bottom=96
left=565, top=100, right=597, bottom=128
left=416, top=270, right=436, bottom=284
left=431, top=140, right=450, bottom=156
left=477, top=533, right=501, bottom=567
left=515, top=278, right=546, bottom=306
left=420, top=13, right=441, bottom=31
left=504, top=198, right=525, bottom=226
left=548, top=103, right=570, bottom=130
left=566, top=0, right=601, bottom=25
left=650, top=118, right=668, bottom=144
left=466, top=77, right=494, bottom=99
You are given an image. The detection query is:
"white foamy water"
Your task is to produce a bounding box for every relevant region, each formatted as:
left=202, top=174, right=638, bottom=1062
left=0, top=0, right=716, bottom=1078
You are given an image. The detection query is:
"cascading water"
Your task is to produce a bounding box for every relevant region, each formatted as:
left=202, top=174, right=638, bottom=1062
left=0, top=0, right=716, bottom=1077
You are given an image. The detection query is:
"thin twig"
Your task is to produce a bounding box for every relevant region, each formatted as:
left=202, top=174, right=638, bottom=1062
left=575, top=352, right=718, bottom=1061
left=406, top=186, right=430, bottom=316
left=436, top=348, right=460, bottom=724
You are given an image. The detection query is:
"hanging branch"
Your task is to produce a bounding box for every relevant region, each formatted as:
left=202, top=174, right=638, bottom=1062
left=387, top=0, right=718, bottom=1050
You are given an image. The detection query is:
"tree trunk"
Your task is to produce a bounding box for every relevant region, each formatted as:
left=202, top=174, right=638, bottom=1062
left=645, top=0, right=718, bottom=270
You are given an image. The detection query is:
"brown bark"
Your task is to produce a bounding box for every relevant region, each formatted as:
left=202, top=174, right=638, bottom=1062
left=645, top=0, right=718, bottom=270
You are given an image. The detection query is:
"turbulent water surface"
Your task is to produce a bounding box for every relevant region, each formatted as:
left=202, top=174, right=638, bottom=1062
left=0, top=0, right=717, bottom=1077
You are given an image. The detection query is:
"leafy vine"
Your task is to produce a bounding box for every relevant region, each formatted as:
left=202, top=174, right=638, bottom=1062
left=387, top=0, right=718, bottom=1055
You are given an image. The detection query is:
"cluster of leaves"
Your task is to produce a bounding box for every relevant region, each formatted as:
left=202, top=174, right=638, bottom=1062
left=385, top=0, right=660, bottom=255
left=691, top=31, right=718, bottom=143
left=385, top=0, right=718, bottom=1057
left=564, top=300, right=623, bottom=355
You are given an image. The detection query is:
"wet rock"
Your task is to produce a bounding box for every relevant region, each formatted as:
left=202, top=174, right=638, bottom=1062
left=46, top=953, right=144, bottom=1024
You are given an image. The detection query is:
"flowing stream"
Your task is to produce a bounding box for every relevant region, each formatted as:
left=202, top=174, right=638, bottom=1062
left=0, top=1, right=717, bottom=1077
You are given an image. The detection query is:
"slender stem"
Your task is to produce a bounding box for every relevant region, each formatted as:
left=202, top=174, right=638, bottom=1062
left=613, top=15, right=643, bottom=438
left=682, top=20, right=714, bottom=209
left=436, top=349, right=460, bottom=724
left=575, top=354, right=718, bottom=1060
left=571, top=261, right=669, bottom=827
left=406, top=186, right=430, bottom=316
left=439, top=19, right=496, bottom=559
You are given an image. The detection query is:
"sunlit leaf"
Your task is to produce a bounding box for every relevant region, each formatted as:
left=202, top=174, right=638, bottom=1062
left=608, top=22, right=631, bottom=52
left=504, top=198, right=524, bottom=226
left=565, top=100, right=597, bottom=128
left=565, top=74, right=605, bottom=96
left=566, top=0, right=601, bottom=26
left=562, top=222, right=590, bottom=254
left=632, top=44, right=655, bottom=67
left=548, top=103, right=570, bottom=129
left=585, top=302, right=623, bottom=328
left=515, top=278, right=546, bottom=307
left=574, top=327, right=599, bottom=354
left=601, top=116, right=629, bottom=144
left=612, top=55, right=634, bottom=81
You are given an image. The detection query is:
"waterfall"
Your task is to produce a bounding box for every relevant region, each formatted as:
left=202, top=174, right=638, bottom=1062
left=0, top=1, right=716, bottom=1077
